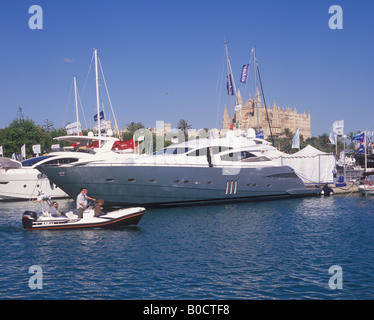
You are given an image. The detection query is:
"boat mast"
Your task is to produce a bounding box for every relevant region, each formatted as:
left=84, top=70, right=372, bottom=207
left=94, top=48, right=101, bottom=143
left=73, top=76, right=79, bottom=136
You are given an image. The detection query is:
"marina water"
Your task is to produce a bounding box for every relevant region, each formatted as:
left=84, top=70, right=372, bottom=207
left=1, top=194, right=374, bottom=300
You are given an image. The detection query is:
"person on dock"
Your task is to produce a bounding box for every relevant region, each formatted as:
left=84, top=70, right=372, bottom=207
left=332, top=166, right=338, bottom=183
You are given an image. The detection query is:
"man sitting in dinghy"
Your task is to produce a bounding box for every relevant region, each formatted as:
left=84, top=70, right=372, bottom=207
left=49, top=201, right=65, bottom=217
left=94, top=199, right=105, bottom=217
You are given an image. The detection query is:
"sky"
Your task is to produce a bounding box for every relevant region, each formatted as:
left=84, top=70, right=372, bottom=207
left=0, top=0, right=373, bottom=137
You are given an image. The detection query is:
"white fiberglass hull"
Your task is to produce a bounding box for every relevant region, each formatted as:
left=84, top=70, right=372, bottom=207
left=22, top=207, right=145, bottom=230
left=0, top=168, right=68, bottom=200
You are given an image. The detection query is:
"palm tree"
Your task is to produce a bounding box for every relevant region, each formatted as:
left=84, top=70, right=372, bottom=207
left=126, top=122, right=144, bottom=133
left=177, top=119, right=192, bottom=139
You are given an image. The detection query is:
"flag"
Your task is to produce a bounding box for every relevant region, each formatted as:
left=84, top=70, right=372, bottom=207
left=357, top=144, right=365, bottom=154
left=94, top=111, right=104, bottom=122
left=292, top=129, right=300, bottom=149
left=227, top=74, right=235, bottom=96
left=240, top=64, right=249, bottom=84
left=94, top=120, right=106, bottom=133
left=21, top=144, right=26, bottom=159
left=329, top=127, right=337, bottom=145
left=0, top=146, right=3, bottom=156
left=332, top=120, right=344, bottom=135
left=256, top=130, right=264, bottom=139
left=234, top=104, right=242, bottom=111
left=65, top=121, right=82, bottom=135
left=352, top=132, right=365, bottom=143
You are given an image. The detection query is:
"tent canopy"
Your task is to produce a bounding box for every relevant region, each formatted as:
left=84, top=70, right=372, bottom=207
left=266, top=145, right=336, bottom=184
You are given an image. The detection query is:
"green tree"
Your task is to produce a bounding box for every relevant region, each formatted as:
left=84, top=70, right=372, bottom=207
left=177, top=119, right=192, bottom=140
left=0, top=118, right=43, bottom=158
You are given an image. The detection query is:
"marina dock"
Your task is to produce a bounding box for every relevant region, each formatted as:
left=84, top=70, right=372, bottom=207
left=308, top=182, right=360, bottom=195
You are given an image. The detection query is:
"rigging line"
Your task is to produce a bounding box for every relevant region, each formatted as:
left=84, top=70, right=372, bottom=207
left=81, top=51, right=95, bottom=99
left=76, top=89, right=88, bottom=129
left=215, top=48, right=226, bottom=129
left=98, top=57, right=120, bottom=138
left=243, top=49, right=254, bottom=105
left=256, top=58, right=274, bottom=146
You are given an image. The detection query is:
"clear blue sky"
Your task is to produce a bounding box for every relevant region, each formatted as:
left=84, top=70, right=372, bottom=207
left=1, top=0, right=373, bottom=137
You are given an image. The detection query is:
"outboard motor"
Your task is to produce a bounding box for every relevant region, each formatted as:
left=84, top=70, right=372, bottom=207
left=22, top=211, right=38, bottom=229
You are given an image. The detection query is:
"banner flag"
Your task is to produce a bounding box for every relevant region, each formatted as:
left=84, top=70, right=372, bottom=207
left=240, top=64, right=249, bottom=84
left=329, top=127, right=337, bottom=145
left=292, top=129, right=300, bottom=149
left=94, top=111, right=104, bottom=122
left=227, top=74, right=235, bottom=96
left=0, top=146, right=3, bottom=156
left=21, top=144, right=26, bottom=159
left=66, top=121, right=82, bottom=135
left=357, top=144, right=365, bottom=154
left=256, top=130, right=264, bottom=139
left=352, top=132, right=365, bottom=143
left=94, top=120, right=106, bottom=133
left=332, top=120, right=344, bottom=135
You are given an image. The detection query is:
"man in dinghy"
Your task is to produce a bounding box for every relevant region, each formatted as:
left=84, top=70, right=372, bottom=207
left=76, top=187, right=96, bottom=219
left=94, top=199, right=105, bottom=217
left=50, top=201, right=65, bottom=217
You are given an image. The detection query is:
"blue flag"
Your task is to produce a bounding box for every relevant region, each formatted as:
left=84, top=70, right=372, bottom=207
left=357, top=144, right=365, bottom=154
left=94, top=111, right=104, bottom=122
left=227, top=74, right=235, bottom=96
left=256, top=130, right=264, bottom=139
left=240, top=64, right=249, bottom=84
left=352, top=132, right=365, bottom=143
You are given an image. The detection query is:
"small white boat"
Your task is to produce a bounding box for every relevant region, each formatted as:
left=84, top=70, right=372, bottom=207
left=22, top=194, right=145, bottom=230
left=358, top=183, right=374, bottom=196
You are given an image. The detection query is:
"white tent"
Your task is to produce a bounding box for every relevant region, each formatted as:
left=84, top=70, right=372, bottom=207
left=263, top=149, right=288, bottom=166
left=281, top=145, right=336, bottom=184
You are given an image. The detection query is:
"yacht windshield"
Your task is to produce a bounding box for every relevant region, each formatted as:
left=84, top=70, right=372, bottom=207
left=153, top=148, right=191, bottom=155
left=21, top=155, right=54, bottom=167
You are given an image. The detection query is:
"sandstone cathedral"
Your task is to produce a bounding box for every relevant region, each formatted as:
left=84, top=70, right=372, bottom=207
left=222, top=88, right=311, bottom=139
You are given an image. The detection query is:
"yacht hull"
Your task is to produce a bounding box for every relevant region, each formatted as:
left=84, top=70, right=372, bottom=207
left=0, top=169, right=68, bottom=201
left=38, top=164, right=320, bottom=207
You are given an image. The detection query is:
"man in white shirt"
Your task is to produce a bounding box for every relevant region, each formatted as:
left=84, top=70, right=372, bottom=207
left=76, top=187, right=96, bottom=219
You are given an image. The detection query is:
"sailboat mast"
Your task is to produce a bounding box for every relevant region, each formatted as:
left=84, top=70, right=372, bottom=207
left=73, top=76, right=79, bottom=136
left=94, top=48, right=101, bottom=141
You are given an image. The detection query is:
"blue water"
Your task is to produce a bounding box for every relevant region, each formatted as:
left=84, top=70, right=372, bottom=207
left=1, top=194, right=374, bottom=300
